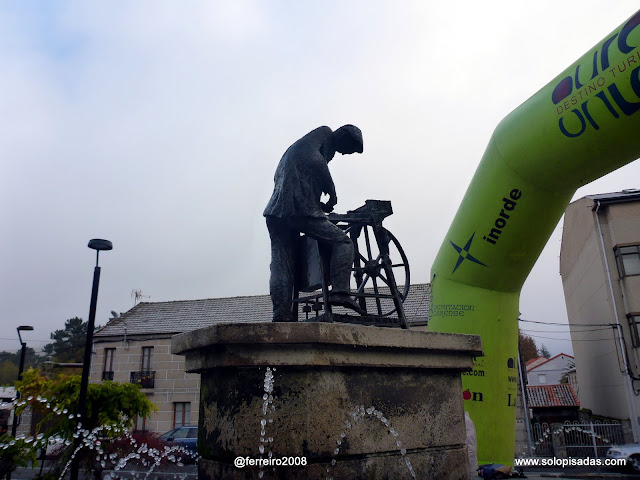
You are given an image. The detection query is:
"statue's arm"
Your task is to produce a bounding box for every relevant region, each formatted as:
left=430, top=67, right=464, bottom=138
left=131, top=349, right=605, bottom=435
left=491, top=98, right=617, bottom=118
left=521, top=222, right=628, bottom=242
left=316, top=156, right=337, bottom=206
left=299, top=150, right=337, bottom=212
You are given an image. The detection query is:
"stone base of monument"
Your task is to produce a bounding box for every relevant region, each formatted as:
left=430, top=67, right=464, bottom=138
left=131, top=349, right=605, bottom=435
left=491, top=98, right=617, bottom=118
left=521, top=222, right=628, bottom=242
left=172, top=322, right=482, bottom=480
left=304, top=312, right=407, bottom=327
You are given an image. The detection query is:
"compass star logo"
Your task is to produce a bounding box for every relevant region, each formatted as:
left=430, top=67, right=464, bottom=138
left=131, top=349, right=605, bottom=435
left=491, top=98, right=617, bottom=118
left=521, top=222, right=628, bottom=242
left=449, top=232, right=487, bottom=274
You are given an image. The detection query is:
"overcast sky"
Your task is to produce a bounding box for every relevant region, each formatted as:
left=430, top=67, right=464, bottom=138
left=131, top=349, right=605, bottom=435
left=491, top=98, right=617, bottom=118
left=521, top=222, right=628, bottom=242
left=1, top=1, right=639, bottom=358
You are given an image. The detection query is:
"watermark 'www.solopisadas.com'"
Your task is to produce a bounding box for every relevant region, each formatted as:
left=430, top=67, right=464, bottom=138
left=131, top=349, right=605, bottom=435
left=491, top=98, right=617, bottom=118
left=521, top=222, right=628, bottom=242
left=515, top=457, right=627, bottom=468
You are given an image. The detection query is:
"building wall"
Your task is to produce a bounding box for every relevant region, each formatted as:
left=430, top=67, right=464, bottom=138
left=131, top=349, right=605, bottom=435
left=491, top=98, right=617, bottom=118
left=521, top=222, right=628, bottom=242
left=526, top=357, right=548, bottom=370
left=526, top=354, right=573, bottom=386
left=567, top=370, right=579, bottom=396
left=515, top=375, right=532, bottom=458
left=90, top=335, right=199, bottom=434
left=560, top=197, right=640, bottom=423
left=606, top=201, right=640, bottom=371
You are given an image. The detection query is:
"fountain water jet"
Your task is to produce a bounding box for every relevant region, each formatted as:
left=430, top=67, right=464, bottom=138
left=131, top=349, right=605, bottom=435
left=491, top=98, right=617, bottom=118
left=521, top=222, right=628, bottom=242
left=325, top=405, right=416, bottom=480
left=258, top=367, right=275, bottom=479
left=0, top=396, right=198, bottom=479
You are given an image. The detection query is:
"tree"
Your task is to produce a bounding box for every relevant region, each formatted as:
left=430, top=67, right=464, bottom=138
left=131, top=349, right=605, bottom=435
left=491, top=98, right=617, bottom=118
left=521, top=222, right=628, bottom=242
left=518, top=330, right=539, bottom=362
left=0, top=347, right=45, bottom=385
left=539, top=344, right=551, bottom=358
left=560, top=360, right=576, bottom=384
left=43, top=317, right=87, bottom=363
left=0, top=434, right=37, bottom=476
left=1, top=368, right=157, bottom=477
left=15, top=368, right=156, bottom=435
left=0, top=360, right=18, bottom=386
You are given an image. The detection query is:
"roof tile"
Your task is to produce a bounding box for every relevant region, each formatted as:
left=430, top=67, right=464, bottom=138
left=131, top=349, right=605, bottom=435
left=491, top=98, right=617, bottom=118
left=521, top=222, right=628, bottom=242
left=96, top=284, right=430, bottom=338
left=527, top=384, right=579, bottom=408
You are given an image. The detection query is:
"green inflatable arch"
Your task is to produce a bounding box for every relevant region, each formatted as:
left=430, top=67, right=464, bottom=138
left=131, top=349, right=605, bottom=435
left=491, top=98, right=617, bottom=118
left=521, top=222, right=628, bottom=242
left=429, top=8, right=640, bottom=465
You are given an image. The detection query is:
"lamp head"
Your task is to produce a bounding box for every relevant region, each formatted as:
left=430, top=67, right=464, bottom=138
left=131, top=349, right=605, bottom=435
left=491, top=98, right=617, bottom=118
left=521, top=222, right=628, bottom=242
left=16, top=325, right=33, bottom=345
left=88, top=239, right=113, bottom=251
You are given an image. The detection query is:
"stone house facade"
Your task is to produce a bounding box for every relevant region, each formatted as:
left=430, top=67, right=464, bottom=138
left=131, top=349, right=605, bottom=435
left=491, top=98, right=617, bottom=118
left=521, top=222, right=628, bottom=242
left=90, top=335, right=198, bottom=433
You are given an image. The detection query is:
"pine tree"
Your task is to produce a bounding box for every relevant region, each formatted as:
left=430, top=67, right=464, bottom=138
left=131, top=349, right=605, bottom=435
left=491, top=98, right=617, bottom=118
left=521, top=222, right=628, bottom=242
left=42, top=317, right=87, bottom=363
left=539, top=344, right=551, bottom=358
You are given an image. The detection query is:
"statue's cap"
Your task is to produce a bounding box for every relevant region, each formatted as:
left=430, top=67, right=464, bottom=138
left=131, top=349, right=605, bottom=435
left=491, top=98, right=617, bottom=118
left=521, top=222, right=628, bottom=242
left=334, top=124, right=363, bottom=153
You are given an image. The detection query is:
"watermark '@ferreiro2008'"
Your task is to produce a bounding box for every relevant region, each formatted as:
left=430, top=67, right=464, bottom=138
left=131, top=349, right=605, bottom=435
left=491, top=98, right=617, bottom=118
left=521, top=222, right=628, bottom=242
left=515, top=457, right=627, bottom=468
left=234, top=456, right=308, bottom=468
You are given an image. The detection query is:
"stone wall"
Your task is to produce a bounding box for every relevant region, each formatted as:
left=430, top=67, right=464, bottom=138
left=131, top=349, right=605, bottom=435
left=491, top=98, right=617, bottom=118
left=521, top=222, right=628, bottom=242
left=173, top=322, right=482, bottom=480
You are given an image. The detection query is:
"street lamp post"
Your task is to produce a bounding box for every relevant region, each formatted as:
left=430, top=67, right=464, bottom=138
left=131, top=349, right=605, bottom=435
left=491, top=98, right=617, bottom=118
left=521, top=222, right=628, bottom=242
left=7, top=325, right=34, bottom=480
left=10, top=325, right=34, bottom=438
left=69, top=239, right=112, bottom=480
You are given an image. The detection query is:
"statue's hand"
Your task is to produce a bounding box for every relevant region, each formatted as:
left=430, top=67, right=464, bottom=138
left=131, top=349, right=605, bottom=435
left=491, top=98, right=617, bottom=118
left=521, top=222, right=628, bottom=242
left=321, top=202, right=334, bottom=213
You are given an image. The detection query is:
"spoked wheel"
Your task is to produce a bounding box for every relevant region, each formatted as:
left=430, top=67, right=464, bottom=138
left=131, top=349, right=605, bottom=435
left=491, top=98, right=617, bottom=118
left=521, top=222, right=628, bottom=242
left=350, top=225, right=410, bottom=316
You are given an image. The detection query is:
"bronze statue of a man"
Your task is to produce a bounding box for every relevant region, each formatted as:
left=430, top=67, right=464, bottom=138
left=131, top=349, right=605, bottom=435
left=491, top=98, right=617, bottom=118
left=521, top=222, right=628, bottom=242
left=264, top=125, right=363, bottom=322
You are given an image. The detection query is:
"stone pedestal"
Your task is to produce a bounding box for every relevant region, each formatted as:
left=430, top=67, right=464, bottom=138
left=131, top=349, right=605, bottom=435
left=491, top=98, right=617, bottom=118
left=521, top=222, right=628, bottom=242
left=172, top=322, right=482, bottom=480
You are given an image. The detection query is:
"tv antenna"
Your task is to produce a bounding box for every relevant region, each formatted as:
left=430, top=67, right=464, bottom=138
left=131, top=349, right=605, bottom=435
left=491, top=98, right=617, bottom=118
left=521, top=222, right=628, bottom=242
left=132, top=289, right=150, bottom=306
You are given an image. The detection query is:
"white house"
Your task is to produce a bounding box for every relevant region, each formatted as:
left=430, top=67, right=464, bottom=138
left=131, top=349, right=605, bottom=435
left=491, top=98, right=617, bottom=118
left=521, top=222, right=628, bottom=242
left=526, top=353, right=574, bottom=386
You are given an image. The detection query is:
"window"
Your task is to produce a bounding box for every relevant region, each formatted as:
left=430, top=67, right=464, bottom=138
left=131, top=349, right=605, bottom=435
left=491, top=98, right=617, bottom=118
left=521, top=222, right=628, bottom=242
left=130, top=370, right=155, bottom=388
left=614, top=244, right=640, bottom=277
left=538, top=374, right=547, bottom=384
left=173, top=402, right=191, bottom=429
left=132, top=346, right=155, bottom=388
left=102, top=348, right=115, bottom=380
left=628, top=314, right=640, bottom=348
left=141, top=347, right=153, bottom=372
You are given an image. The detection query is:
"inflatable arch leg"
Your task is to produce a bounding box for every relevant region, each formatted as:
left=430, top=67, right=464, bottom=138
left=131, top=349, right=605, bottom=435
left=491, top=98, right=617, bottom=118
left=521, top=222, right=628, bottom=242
left=429, top=8, right=640, bottom=465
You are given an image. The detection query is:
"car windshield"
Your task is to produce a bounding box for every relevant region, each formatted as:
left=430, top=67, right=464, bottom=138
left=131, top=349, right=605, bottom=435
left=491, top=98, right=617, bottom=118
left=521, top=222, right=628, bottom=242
left=159, top=429, right=177, bottom=440
left=160, top=426, right=197, bottom=440
left=171, top=427, right=190, bottom=438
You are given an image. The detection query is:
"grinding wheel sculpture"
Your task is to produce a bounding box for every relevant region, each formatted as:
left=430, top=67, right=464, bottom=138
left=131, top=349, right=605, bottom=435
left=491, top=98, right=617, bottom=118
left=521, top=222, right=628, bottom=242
left=295, top=199, right=410, bottom=328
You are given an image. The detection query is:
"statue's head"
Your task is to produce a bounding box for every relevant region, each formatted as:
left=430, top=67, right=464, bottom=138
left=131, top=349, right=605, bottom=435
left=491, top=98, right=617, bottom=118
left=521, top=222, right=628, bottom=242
left=333, top=125, right=363, bottom=154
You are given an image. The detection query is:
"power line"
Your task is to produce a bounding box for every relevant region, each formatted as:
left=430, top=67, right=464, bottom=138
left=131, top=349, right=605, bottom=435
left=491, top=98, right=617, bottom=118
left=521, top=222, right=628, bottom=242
left=0, top=337, right=52, bottom=343
left=526, top=333, right=616, bottom=342
left=519, top=318, right=615, bottom=327
left=521, top=326, right=612, bottom=333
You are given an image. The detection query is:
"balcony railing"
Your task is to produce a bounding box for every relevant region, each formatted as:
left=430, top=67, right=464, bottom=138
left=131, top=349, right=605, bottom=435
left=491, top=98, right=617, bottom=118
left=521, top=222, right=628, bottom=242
left=130, top=371, right=155, bottom=388
left=102, top=371, right=114, bottom=381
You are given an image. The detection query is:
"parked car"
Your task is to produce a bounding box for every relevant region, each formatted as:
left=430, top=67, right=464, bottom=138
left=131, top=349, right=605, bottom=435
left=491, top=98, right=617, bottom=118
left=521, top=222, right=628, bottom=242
left=606, top=444, right=640, bottom=472
left=159, top=425, right=198, bottom=453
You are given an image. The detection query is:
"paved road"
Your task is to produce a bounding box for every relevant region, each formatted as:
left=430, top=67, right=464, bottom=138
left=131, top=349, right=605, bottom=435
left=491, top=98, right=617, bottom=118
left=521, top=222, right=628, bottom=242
left=12, top=465, right=640, bottom=479
left=11, top=465, right=198, bottom=480
left=521, top=474, right=637, bottom=480
left=505, top=466, right=639, bottom=479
